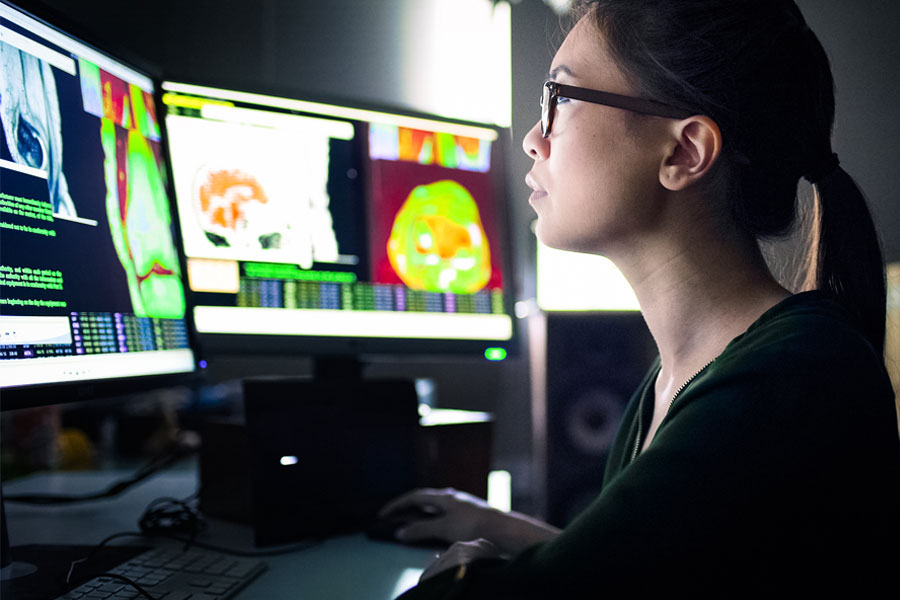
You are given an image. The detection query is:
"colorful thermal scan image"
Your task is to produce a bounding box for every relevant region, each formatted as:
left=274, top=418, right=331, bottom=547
left=79, top=61, right=185, bottom=319
left=370, top=123, right=490, bottom=172
left=99, top=121, right=185, bottom=319
left=387, top=179, right=491, bottom=294
left=0, top=42, right=77, bottom=217
left=79, top=58, right=162, bottom=138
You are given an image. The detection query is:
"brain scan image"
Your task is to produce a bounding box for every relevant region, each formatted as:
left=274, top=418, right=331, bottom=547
left=192, top=167, right=286, bottom=250
left=387, top=179, right=491, bottom=294
left=0, top=42, right=76, bottom=217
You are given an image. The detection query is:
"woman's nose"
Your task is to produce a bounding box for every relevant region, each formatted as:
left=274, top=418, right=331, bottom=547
left=522, top=120, right=548, bottom=160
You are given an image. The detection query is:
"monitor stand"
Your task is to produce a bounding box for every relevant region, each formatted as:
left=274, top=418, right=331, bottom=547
left=1, top=487, right=38, bottom=584
left=312, top=355, right=366, bottom=382
left=1, top=486, right=38, bottom=600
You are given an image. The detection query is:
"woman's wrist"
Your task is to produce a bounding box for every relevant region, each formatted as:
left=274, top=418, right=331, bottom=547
left=481, top=507, right=561, bottom=555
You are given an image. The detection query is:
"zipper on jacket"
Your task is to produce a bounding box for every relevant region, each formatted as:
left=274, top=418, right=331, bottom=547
left=630, top=360, right=715, bottom=463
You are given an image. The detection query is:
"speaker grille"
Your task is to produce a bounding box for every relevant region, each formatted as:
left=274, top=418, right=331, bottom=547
left=543, top=312, right=656, bottom=526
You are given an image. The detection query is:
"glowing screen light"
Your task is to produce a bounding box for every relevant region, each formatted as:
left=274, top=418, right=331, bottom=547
left=391, top=568, right=425, bottom=599
left=402, top=0, right=511, bottom=126
left=536, top=237, right=640, bottom=312
left=487, top=470, right=512, bottom=512
left=484, top=347, right=507, bottom=361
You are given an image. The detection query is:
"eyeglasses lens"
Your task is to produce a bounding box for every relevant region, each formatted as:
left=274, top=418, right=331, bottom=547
left=541, top=83, right=552, bottom=137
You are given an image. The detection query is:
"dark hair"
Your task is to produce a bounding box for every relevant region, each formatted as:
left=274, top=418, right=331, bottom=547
left=574, top=0, right=886, bottom=354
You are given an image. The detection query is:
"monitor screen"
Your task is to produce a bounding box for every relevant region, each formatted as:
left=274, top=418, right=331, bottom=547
left=0, top=2, right=198, bottom=405
left=536, top=239, right=639, bottom=312
left=161, top=81, right=516, bottom=358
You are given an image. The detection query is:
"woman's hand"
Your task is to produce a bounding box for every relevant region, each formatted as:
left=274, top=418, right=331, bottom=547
left=378, top=487, right=493, bottom=546
left=419, top=538, right=504, bottom=583
left=378, top=487, right=561, bottom=554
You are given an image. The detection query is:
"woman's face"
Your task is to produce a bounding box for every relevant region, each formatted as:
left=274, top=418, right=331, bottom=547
left=522, top=17, right=672, bottom=258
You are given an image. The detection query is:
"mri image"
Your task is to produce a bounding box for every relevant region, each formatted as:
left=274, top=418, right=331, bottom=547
left=193, top=167, right=278, bottom=249
left=164, top=107, right=344, bottom=270
left=386, top=179, right=491, bottom=294
left=0, top=41, right=77, bottom=217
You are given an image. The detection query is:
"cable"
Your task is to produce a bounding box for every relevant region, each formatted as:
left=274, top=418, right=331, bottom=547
left=139, top=496, right=206, bottom=540
left=61, top=531, right=151, bottom=598
left=149, top=532, right=324, bottom=557
left=65, top=531, right=148, bottom=584
left=136, top=493, right=324, bottom=556
left=62, top=530, right=317, bottom=600
left=5, top=436, right=198, bottom=505
left=54, top=494, right=326, bottom=599
left=73, top=571, right=156, bottom=600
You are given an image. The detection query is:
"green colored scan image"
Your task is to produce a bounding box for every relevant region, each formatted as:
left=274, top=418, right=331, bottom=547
left=387, top=180, right=491, bottom=294
left=101, top=119, right=185, bottom=318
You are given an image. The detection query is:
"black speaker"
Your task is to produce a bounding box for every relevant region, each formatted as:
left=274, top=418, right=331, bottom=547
left=543, top=312, right=656, bottom=527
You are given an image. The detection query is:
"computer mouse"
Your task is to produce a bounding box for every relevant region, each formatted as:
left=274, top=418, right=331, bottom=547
left=365, top=505, right=445, bottom=547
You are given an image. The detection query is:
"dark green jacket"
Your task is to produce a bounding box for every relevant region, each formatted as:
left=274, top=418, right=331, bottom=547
left=400, top=292, right=900, bottom=598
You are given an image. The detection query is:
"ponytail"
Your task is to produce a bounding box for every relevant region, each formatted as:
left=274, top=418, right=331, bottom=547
left=576, top=0, right=887, bottom=354
left=802, top=165, right=887, bottom=355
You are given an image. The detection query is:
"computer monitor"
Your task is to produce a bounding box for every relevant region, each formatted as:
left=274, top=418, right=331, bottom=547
left=160, top=80, right=517, bottom=363
left=0, top=1, right=200, bottom=410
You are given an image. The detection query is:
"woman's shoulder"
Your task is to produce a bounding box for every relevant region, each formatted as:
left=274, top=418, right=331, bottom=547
left=669, top=291, right=897, bottom=478
left=679, top=290, right=894, bottom=431
left=717, top=290, right=884, bottom=376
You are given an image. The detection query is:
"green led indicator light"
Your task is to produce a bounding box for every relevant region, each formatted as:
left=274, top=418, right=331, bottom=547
left=485, top=347, right=507, bottom=361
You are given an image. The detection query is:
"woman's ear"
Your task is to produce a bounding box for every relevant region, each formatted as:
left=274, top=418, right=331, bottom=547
left=659, top=115, right=722, bottom=191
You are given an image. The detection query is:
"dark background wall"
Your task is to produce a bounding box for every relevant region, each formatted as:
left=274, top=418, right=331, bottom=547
left=796, top=0, right=900, bottom=261
left=18, top=0, right=900, bottom=512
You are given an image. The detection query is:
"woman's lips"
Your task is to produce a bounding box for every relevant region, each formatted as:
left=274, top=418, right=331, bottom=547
left=525, top=174, right=547, bottom=204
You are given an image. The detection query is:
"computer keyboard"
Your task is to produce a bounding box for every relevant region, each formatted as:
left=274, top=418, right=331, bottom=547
left=55, top=546, right=267, bottom=600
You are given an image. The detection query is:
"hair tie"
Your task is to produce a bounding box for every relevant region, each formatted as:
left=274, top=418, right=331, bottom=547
left=804, top=152, right=840, bottom=184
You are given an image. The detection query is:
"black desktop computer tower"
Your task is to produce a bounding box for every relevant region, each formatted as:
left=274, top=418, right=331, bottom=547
left=199, top=377, right=419, bottom=546
left=199, top=376, right=493, bottom=546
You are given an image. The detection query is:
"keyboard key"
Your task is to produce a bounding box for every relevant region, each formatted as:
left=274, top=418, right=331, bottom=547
left=225, top=562, right=257, bottom=578
left=203, top=563, right=229, bottom=575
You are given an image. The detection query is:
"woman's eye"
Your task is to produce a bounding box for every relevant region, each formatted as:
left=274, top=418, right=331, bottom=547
left=555, top=96, right=571, bottom=106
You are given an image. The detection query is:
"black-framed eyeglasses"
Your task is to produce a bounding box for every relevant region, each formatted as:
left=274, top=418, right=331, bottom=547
left=540, top=80, right=693, bottom=138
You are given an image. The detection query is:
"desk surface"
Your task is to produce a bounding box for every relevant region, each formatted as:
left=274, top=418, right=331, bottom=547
left=3, top=470, right=436, bottom=599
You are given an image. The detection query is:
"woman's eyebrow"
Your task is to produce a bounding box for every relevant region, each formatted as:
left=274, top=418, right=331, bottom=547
left=547, top=65, right=575, bottom=80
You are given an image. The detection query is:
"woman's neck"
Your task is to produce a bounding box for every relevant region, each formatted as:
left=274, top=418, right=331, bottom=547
left=615, top=225, right=790, bottom=383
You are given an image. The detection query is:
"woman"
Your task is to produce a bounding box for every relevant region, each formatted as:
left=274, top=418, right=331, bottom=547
left=386, top=1, right=900, bottom=596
